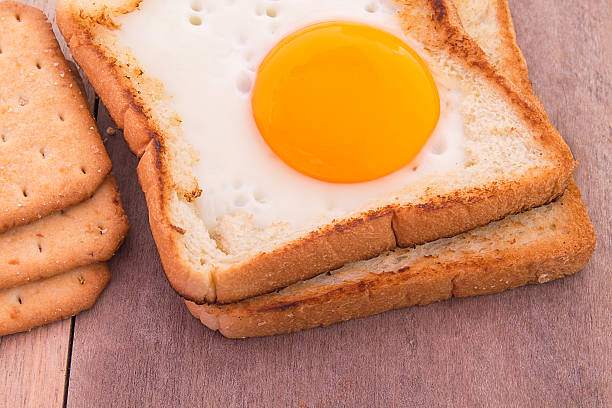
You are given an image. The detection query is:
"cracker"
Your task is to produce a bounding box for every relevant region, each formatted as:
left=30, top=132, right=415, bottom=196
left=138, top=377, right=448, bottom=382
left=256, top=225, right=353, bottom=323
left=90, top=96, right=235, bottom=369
left=0, top=263, right=110, bottom=337
left=0, top=1, right=111, bottom=232
left=0, top=176, right=128, bottom=289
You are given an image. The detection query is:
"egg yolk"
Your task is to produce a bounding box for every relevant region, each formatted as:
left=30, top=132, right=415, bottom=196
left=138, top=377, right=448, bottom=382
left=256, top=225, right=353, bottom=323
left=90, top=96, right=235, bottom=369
left=251, top=22, right=440, bottom=184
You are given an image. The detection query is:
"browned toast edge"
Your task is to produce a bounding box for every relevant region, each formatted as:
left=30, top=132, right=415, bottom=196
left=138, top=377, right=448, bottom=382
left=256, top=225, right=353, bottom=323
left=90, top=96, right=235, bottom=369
left=55, top=0, right=575, bottom=304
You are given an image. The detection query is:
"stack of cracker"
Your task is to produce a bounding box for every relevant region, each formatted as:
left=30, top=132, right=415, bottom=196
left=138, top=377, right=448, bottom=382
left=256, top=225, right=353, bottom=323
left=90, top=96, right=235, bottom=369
left=0, top=2, right=129, bottom=336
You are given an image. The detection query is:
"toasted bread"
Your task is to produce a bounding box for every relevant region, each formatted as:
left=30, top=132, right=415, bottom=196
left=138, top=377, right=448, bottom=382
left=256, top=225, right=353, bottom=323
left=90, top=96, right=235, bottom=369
left=187, top=183, right=595, bottom=337
left=56, top=0, right=575, bottom=303
left=185, top=0, right=596, bottom=337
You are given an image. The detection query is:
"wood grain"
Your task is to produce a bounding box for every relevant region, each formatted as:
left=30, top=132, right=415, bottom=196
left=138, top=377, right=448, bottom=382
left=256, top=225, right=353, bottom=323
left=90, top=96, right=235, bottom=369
left=0, top=320, right=72, bottom=408
left=64, top=1, right=611, bottom=407
left=2, top=0, right=609, bottom=407
left=509, top=1, right=612, bottom=405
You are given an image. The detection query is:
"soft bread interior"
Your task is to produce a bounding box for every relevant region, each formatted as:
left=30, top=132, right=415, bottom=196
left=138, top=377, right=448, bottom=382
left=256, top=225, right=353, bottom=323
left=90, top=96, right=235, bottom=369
left=184, top=0, right=595, bottom=336
left=58, top=0, right=574, bottom=302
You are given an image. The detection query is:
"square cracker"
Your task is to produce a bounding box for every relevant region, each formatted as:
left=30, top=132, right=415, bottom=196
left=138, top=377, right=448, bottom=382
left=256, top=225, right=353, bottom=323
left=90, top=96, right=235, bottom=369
left=0, top=1, right=111, bottom=232
left=0, top=175, right=129, bottom=290
left=0, top=263, right=110, bottom=337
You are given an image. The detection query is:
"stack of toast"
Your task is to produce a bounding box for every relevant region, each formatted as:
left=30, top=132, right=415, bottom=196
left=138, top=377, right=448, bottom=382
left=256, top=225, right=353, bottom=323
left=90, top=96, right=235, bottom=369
left=55, top=0, right=595, bottom=338
left=0, top=2, right=128, bottom=336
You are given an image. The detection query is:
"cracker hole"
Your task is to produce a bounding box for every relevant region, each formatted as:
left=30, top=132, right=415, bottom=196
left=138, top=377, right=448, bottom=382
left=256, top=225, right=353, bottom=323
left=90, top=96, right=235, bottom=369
left=58, top=113, right=65, bottom=121
left=1, top=135, right=6, bottom=143
left=40, top=147, right=46, bottom=158
left=36, top=62, right=42, bottom=69
left=15, top=14, right=21, bottom=22
left=81, top=167, right=87, bottom=174
left=17, top=296, right=22, bottom=304
left=22, top=188, right=27, bottom=198
left=37, top=242, right=42, bottom=253
left=77, top=276, right=85, bottom=285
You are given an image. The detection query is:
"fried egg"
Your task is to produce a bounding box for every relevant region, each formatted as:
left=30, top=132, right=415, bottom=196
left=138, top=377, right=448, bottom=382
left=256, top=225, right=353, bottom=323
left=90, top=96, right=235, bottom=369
left=115, top=0, right=465, bottom=229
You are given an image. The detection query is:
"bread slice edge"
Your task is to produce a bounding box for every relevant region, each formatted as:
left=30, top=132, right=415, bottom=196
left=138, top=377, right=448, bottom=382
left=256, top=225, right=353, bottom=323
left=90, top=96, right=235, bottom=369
left=184, top=0, right=597, bottom=337
left=187, top=181, right=595, bottom=338
left=55, top=0, right=575, bottom=304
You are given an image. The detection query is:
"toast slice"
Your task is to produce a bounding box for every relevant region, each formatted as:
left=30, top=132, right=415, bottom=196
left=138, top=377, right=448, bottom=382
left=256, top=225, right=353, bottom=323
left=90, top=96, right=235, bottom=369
left=0, top=263, right=110, bottom=337
left=0, top=1, right=112, bottom=232
left=0, top=176, right=128, bottom=290
left=187, top=183, right=594, bottom=338
left=185, top=0, right=596, bottom=337
left=57, top=0, right=575, bottom=303
left=453, top=0, right=546, bottom=114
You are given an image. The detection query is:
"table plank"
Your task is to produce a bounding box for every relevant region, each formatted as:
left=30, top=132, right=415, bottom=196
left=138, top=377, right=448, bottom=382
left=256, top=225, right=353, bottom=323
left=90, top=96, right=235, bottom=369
left=0, top=320, right=72, bottom=408
left=65, top=1, right=611, bottom=407
left=509, top=1, right=612, bottom=405
left=0, top=2, right=98, bottom=407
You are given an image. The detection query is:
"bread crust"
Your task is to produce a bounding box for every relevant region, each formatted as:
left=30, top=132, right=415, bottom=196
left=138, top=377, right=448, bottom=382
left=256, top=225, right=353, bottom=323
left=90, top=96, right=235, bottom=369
left=186, top=182, right=596, bottom=337
left=136, top=140, right=215, bottom=301
left=56, top=0, right=575, bottom=304
left=453, top=0, right=546, bottom=115
left=185, top=0, right=596, bottom=337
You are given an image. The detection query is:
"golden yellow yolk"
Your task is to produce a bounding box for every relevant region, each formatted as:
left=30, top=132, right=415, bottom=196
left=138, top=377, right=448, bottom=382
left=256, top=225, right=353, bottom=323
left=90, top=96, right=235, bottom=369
left=251, top=22, right=440, bottom=184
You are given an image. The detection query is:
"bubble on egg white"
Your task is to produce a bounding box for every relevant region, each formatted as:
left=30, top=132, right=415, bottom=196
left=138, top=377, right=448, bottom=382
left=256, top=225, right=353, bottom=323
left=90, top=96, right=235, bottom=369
left=237, top=32, right=249, bottom=46
left=189, top=15, right=202, bottom=25
left=231, top=178, right=243, bottom=189
left=253, top=190, right=268, bottom=204
left=236, top=71, right=252, bottom=94
left=265, top=6, right=279, bottom=18
left=116, top=0, right=466, bottom=229
left=431, top=138, right=448, bottom=155
left=365, top=2, right=379, bottom=13
left=233, top=194, right=249, bottom=207
left=190, top=0, right=202, bottom=12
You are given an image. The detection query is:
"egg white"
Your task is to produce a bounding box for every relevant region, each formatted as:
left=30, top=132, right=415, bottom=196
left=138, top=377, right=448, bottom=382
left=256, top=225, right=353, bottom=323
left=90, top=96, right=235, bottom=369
left=115, top=0, right=466, bottom=230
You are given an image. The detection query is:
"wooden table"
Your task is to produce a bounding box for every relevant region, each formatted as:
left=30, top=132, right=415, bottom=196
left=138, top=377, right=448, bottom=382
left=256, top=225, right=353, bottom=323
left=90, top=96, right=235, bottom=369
left=1, top=1, right=610, bottom=406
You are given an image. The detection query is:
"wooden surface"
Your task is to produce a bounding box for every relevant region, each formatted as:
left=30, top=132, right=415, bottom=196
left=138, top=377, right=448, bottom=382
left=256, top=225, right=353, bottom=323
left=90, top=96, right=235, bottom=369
left=0, top=319, right=72, bottom=408
left=2, top=0, right=611, bottom=406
